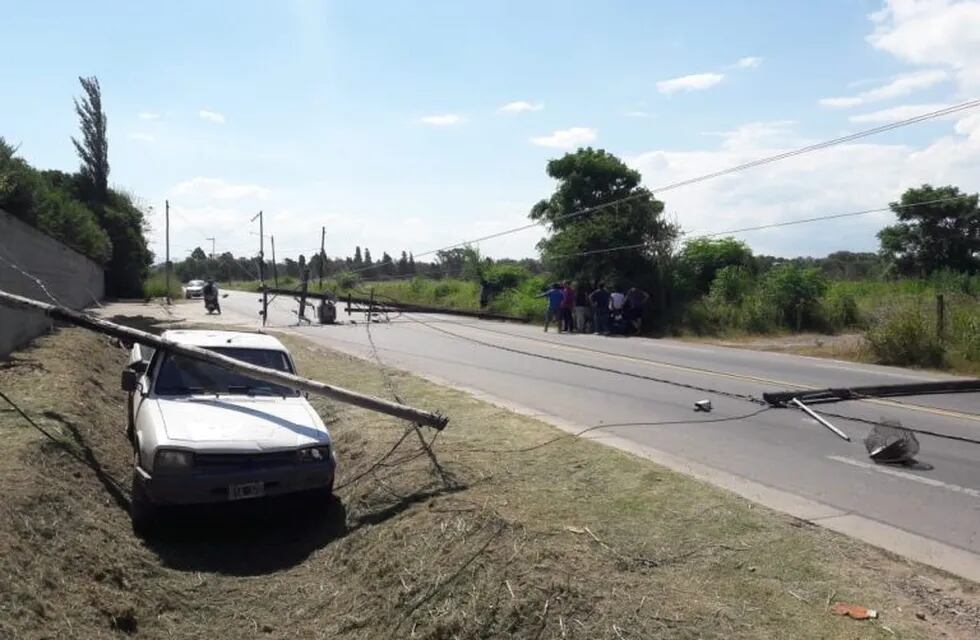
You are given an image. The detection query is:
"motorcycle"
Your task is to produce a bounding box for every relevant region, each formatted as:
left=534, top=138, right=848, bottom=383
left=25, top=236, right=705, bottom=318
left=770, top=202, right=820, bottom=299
left=204, top=291, right=221, bottom=315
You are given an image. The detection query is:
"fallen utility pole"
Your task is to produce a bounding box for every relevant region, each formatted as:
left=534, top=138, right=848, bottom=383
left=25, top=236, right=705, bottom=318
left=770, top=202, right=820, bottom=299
left=0, top=289, right=448, bottom=430
left=262, top=287, right=528, bottom=323
left=763, top=379, right=980, bottom=407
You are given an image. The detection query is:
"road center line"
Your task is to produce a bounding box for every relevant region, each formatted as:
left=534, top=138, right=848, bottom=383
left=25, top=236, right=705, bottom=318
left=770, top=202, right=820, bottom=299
left=827, top=455, right=980, bottom=498
left=427, top=316, right=979, bottom=424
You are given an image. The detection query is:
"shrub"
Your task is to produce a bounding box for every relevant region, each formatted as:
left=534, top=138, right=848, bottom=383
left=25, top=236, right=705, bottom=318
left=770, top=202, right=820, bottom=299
left=142, top=273, right=182, bottom=299
left=820, top=286, right=862, bottom=332
left=335, top=272, right=360, bottom=290
left=865, top=305, right=946, bottom=368
left=708, top=265, right=755, bottom=304
left=761, top=265, right=827, bottom=331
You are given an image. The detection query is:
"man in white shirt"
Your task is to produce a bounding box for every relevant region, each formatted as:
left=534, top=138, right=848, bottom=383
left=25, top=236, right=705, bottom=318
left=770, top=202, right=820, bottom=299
left=609, top=289, right=626, bottom=311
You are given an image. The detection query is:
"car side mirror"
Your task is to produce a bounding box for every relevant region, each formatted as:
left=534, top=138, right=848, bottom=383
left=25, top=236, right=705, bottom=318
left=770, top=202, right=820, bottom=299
left=130, top=361, right=148, bottom=374
left=121, top=369, right=139, bottom=392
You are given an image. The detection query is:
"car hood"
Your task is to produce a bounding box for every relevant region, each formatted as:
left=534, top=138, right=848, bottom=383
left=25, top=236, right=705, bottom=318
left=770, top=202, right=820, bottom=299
left=153, top=396, right=329, bottom=450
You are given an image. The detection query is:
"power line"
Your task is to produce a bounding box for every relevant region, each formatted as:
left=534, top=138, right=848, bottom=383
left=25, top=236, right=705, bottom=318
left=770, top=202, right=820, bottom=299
left=541, top=194, right=974, bottom=262
left=345, top=98, right=980, bottom=273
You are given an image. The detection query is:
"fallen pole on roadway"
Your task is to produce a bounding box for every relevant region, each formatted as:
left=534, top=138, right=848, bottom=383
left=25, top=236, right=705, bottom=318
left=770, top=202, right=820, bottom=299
left=763, top=379, right=980, bottom=407
left=0, top=289, right=449, bottom=430
left=262, top=286, right=529, bottom=323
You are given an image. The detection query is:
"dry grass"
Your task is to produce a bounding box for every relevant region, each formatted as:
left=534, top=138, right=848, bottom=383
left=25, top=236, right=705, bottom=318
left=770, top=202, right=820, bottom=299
left=1, top=324, right=979, bottom=639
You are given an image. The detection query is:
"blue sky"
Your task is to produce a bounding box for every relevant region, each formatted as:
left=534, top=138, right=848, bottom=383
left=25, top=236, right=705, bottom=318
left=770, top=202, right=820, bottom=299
left=2, top=0, right=978, bottom=263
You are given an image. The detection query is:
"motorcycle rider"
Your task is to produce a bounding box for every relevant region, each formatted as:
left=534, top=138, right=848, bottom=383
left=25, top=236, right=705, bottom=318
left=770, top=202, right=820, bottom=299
left=202, top=278, right=221, bottom=314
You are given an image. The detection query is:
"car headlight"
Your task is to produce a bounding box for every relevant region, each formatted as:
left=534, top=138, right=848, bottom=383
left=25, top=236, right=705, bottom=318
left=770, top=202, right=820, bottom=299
left=155, top=449, right=194, bottom=472
left=297, top=445, right=330, bottom=463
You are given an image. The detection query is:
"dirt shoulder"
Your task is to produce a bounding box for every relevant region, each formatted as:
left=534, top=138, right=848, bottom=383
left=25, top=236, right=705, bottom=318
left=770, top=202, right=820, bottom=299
left=1, top=319, right=979, bottom=639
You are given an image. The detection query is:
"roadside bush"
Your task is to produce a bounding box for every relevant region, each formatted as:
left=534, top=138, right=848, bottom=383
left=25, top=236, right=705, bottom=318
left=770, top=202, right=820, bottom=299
left=484, top=263, right=531, bottom=290
left=708, top=265, right=755, bottom=304
left=761, top=264, right=828, bottom=331
left=820, top=285, right=862, bottom=332
left=950, top=304, right=980, bottom=363
left=335, top=272, right=360, bottom=290
left=865, top=305, right=946, bottom=368
left=142, top=273, right=182, bottom=299
left=488, top=275, right=548, bottom=319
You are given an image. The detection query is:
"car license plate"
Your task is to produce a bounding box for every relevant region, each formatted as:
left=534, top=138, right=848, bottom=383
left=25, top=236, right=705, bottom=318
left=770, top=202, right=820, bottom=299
left=228, top=482, right=265, bottom=501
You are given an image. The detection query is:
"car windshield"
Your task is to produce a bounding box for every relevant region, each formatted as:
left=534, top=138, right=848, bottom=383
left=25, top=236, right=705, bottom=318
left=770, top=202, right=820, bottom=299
left=187, top=280, right=205, bottom=287
left=154, top=347, right=298, bottom=397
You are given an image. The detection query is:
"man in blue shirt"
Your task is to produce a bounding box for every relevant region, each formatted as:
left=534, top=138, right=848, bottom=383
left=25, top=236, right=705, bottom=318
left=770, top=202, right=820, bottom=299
left=540, top=283, right=565, bottom=332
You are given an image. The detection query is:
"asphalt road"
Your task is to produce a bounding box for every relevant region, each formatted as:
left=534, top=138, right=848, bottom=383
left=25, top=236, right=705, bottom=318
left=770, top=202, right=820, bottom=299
left=214, top=290, right=980, bottom=576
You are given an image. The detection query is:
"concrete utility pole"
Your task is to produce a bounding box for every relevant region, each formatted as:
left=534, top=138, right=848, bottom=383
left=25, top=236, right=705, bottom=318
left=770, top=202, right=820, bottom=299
left=206, top=237, right=216, bottom=260
left=250, top=210, right=268, bottom=325
left=0, top=289, right=449, bottom=429
left=165, top=200, right=171, bottom=305
left=271, top=235, right=279, bottom=287
left=319, top=226, right=326, bottom=289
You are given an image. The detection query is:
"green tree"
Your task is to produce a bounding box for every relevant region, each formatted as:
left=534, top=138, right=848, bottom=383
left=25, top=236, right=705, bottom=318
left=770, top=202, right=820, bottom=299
left=529, top=148, right=676, bottom=287
left=878, top=184, right=980, bottom=276
left=397, top=250, right=410, bottom=275
left=380, top=251, right=395, bottom=276
left=71, top=76, right=109, bottom=205
left=761, top=264, right=827, bottom=331
left=675, top=237, right=755, bottom=296
left=353, top=246, right=363, bottom=267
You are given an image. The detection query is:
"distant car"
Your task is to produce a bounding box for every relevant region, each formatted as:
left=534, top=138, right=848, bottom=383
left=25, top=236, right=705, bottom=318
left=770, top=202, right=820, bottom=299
left=121, top=330, right=337, bottom=535
left=184, top=279, right=206, bottom=299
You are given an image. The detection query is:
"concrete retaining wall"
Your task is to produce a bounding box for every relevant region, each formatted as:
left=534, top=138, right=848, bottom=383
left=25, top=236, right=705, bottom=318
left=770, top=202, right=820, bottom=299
left=0, top=209, right=104, bottom=356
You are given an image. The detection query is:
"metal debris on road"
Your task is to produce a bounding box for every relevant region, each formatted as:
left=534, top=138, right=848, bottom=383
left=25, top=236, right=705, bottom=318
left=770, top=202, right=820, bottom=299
left=865, top=419, right=920, bottom=465
left=693, top=399, right=712, bottom=412
left=791, top=397, right=851, bottom=441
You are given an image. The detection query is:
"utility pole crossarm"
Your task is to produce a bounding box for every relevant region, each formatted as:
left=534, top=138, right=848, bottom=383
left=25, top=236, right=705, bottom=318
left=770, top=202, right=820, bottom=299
left=0, top=289, right=449, bottom=430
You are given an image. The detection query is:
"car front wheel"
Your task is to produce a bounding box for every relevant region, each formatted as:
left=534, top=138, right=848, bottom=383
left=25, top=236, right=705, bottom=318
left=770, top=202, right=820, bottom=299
left=130, top=471, right=158, bottom=538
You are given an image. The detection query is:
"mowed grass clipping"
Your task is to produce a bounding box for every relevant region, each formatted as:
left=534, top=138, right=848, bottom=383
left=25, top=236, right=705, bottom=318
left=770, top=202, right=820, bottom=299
left=0, top=324, right=979, bottom=639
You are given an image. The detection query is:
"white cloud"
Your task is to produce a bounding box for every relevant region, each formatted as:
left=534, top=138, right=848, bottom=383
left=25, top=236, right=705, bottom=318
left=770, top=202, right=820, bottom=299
left=820, top=69, right=949, bottom=108
left=498, top=101, right=544, bottom=113
left=868, top=0, right=980, bottom=92
left=419, top=113, right=465, bottom=126
left=171, top=177, right=270, bottom=201
left=657, top=72, right=724, bottom=94
left=735, top=56, right=763, bottom=68
left=629, top=113, right=980, bottom=257
left=138, top=112, right=160, bottom=120
left=530, top=127, right=597, bottom=149
left=849, top=102, right=952, bottom=123
left=625, top=110, right=654, bottom=118
left=199, top=109, right=226, bottom=124
left=129, top=133, right=156, bottom=143
left=820, top=97, right=865, bottom=108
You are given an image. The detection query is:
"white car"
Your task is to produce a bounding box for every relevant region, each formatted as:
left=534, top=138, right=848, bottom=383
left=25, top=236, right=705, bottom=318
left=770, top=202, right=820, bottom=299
left=183, top=279, right=206, bottom=299
left=121, top=330, right=336, bottom=535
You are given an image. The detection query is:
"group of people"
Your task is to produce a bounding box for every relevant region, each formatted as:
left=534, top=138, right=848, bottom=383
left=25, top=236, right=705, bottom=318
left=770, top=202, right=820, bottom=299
left=541, top=282, right=649, bottom=335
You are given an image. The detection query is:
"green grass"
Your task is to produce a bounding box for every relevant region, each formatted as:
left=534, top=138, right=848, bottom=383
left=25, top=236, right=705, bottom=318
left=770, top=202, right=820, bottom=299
left=141, top=273, right=182, bottom=299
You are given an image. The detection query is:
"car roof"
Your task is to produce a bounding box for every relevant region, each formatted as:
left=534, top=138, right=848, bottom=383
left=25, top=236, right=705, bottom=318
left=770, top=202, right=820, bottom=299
left=160, top=330, right=287, bottom=351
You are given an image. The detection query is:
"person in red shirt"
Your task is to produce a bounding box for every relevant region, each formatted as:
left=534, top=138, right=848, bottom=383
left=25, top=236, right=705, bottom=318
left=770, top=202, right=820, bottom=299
left=560, top=282, right=576, bottom=333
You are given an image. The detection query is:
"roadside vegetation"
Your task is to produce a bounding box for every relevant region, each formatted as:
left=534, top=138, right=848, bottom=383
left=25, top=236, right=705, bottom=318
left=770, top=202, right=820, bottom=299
left=0, top=77, right=151, bottom=296
left=3, top=323, right=980, bottom=638
left=204, top=152, right=979, bottom=373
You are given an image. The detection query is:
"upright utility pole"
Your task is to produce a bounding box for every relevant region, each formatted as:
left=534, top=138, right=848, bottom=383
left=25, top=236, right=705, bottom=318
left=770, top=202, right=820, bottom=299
left=250, top=210, right=268, bottom=324
left=319, top=226, right=326, bottom=289
left=165, top=200, right=171, bottom=305
left=206, top=237, right=216, bottom=260
left=271, top=235, right=279, bottom=287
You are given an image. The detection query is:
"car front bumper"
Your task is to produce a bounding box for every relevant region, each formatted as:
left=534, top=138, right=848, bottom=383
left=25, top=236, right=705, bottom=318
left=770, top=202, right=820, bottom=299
left=137, top=461, right=336, bottom=506
left=185, top=290, right=204, bottom=298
